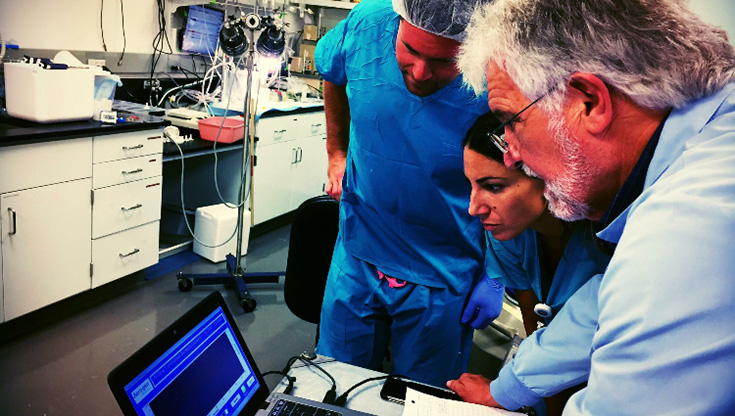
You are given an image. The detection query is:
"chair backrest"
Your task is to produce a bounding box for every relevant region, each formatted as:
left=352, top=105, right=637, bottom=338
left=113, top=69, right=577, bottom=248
left=284, top=195, right=340, bottom=325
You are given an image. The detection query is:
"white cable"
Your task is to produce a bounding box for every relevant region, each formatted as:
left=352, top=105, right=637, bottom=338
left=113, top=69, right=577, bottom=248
left=165, top=133, right=238, bottom=248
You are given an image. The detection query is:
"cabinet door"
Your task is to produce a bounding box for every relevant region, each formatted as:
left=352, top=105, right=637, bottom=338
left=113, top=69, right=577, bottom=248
left=290, top=136, right=328, bottom=211
left=252, top=141, right=294, bottom=224
left=1, top=178, right=92, bottom=320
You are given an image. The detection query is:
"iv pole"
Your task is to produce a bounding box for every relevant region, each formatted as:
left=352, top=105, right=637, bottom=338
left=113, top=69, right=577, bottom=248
left=176, top=13, right=286, bottom=312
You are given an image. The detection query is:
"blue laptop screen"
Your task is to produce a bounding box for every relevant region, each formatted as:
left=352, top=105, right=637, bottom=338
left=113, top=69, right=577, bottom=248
left=123, top=306, right=261, bottom=415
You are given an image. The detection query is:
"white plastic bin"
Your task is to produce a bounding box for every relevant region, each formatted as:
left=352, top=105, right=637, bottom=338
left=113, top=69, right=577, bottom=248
left=3, top=62, right=95, bottom=123
left=193, top=203, right=250, bottom=263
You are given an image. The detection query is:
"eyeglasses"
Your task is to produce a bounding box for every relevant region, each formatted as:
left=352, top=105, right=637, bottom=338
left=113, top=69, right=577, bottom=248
left=487, top=89, right=554, bottom=154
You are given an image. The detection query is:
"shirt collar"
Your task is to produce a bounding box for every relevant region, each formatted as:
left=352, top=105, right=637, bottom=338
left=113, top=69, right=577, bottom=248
left=594, top=118, right=667, bottom=246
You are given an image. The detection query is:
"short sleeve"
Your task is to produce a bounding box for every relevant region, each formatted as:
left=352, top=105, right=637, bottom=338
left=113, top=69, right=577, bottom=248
left=315, top=0, right=395, bottom=86
left=314, top=16, right=349, bottom=85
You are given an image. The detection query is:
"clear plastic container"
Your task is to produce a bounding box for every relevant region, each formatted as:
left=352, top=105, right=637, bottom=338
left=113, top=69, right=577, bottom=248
left=93, top=73, right=122, bottom=120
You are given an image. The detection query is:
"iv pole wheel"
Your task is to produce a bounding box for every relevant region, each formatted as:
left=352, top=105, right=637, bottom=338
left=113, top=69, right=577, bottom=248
left=177, top=277, right=193, bottom=292
left=241, top=297, right=257, bottom=312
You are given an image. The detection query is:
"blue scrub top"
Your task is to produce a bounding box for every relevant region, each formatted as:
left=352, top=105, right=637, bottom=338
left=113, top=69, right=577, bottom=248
left=315, top=0, right=489, bottom=291
left=485, top=227, right=611, bottom=317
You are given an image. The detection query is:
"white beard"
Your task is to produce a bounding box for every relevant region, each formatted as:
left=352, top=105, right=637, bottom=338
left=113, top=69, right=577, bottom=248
left=521, top=129, right=593, bottom=221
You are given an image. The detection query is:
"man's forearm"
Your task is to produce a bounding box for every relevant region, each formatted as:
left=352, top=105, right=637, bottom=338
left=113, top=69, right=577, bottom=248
left=323, top=80, right=350, bottom=158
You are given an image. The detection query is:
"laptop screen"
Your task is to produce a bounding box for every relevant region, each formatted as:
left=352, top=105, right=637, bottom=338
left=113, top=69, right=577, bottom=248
left=109, top=292, right=269, bottom=416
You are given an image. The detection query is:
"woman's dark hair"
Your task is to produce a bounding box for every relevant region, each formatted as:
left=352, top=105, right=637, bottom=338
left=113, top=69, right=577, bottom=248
left=463, top=111, right=505, bottom=163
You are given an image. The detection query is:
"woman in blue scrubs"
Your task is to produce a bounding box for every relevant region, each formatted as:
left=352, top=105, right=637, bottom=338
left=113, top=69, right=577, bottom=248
left=461, top=112, right=612, bottom=416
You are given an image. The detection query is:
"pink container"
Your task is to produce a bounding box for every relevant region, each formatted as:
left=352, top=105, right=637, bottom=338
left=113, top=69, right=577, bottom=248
left=198, top=117, right=245, bottom=143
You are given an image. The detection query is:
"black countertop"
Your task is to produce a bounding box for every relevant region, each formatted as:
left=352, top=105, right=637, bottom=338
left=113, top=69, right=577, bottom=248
left=0, top=104, right=324, bottom=150
left=0, top=114, right=169, bottom=148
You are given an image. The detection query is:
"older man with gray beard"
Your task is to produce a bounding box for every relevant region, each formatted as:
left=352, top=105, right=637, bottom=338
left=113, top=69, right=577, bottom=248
left=447, top=0, right=735, bottom=415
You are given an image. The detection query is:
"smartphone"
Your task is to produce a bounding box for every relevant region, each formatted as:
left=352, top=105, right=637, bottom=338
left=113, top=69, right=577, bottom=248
left=379, top=376, right=460, bottom=404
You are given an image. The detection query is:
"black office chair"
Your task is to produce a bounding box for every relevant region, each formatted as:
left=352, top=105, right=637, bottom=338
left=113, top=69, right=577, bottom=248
left=284, top=195, right=340, bottom=346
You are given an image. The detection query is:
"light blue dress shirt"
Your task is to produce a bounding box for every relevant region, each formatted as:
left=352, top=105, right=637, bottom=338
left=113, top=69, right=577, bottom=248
left=491, top=84, right=735, bottom=415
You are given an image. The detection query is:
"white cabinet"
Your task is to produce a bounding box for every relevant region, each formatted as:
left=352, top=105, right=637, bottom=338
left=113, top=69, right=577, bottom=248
left=252, top=111, right=328, bottom=225
left=91, top=130, right=163, bottom=288
left=0, top=137, right=93, bottom=322
left=0, top=127, right=165, bottom=322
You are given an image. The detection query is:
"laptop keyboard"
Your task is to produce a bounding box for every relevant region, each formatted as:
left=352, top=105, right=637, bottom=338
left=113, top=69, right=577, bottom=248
left=269, top=398, right=342, bottom=416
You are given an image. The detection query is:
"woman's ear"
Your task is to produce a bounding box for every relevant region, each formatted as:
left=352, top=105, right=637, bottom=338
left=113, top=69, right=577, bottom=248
left=566, top=73, right=613, bottom=135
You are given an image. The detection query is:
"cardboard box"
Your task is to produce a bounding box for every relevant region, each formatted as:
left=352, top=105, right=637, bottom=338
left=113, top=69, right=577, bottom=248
left=299, top=43, right=316, bottom=61
left=289, top=56, right=304, bottom=73
left=303, top=25, right=318, bottom=41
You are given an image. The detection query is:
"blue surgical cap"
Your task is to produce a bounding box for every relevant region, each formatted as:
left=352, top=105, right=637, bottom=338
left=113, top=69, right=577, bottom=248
left=392, top=0, right=492, bottom=41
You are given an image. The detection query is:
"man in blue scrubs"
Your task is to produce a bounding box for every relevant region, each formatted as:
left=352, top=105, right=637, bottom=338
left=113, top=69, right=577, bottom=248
left=448, top=0, right=735, bottom=413
left=314, top=0, right=498, bottom=387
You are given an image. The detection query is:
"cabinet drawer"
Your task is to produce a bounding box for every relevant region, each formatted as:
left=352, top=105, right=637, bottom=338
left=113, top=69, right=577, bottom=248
left=93, top=155, right=163, bottom=189
left=295, top=111, right=326, bottom=137
left=93, top=130, right=163, bottom=163
left=0, top=137, right=92, bottom=194
left=255, top=115, right=297, bottom=146
left=92, top=221, right=159, bottom=288
left=92, top=177, right=162, bottom=238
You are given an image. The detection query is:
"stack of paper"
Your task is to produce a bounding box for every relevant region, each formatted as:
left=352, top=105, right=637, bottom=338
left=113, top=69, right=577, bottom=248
left=402, top=388, right=526, bottom=416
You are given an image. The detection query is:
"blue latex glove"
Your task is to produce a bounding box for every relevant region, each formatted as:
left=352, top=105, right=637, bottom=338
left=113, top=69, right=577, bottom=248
left=461, top=275, right=505, bottom=329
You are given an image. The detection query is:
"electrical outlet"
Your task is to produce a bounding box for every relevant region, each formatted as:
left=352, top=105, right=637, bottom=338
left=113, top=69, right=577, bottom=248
left=144, top=79, right=162, bottom=91
left=88, top=59, right=106, bottom=67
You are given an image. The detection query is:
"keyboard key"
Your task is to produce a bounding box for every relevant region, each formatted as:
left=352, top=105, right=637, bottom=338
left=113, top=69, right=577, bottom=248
left=294, top=404, right=319, bottom=415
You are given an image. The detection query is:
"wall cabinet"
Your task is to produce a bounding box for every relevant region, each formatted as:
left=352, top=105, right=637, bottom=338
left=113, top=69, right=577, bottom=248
left=252, top=110, right=328, bottom=225
left=0, top=127, right=164, bottom=323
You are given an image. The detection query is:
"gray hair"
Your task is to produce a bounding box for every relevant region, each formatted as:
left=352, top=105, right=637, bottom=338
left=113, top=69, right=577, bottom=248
left=458, top=0, right=735, bottom=112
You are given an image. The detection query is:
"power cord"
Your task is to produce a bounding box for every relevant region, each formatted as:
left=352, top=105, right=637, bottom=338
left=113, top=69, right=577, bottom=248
left=262, top=370, right=296, bottom=395
left=333, top=374, right=398, bottom=407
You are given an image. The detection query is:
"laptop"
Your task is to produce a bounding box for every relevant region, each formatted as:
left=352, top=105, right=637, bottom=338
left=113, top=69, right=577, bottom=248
left=108, top=291, right=375, bottom=416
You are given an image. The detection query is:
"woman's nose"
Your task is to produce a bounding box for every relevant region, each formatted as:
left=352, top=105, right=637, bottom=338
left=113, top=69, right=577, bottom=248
left=468, top=191, right=489, bottom=217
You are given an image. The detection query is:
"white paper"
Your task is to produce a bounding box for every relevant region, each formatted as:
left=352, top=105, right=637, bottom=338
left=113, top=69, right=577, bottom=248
left=401, top=388, right=527, bottom=416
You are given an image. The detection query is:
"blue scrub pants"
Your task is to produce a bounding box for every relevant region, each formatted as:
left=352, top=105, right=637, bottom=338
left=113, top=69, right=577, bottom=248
left=316, top=235, right=474, bottom=387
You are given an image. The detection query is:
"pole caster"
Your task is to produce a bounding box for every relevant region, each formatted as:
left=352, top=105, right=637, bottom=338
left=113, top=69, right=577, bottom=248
left=178, top=277, right=193, bottom=292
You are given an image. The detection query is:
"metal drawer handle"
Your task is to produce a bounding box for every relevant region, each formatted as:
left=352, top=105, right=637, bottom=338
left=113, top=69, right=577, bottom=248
left=122, top=144, right=144, bottom=150
left=275, top=129, right=287, bottom=133
left=122, top=168, right=143, bottom=175
left=311, top=123, right=322, bottom=127
left=121, top=203, right=143, bottom=212
left=119, top=248, right=140, bottom=258
left=8, top=208, right=17, bottom=235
